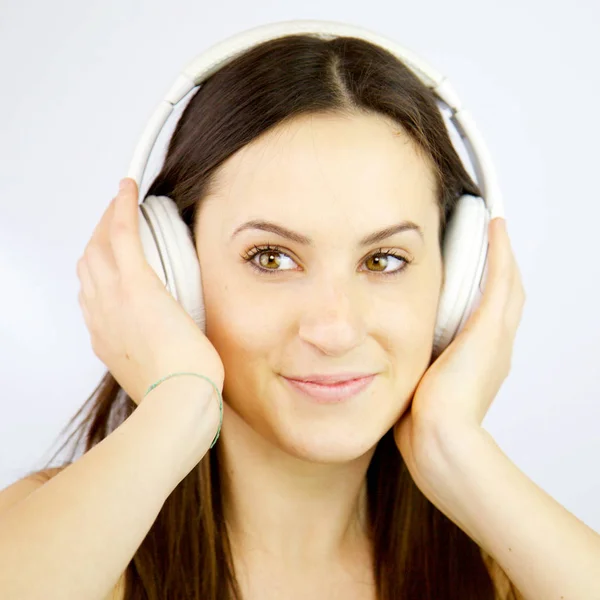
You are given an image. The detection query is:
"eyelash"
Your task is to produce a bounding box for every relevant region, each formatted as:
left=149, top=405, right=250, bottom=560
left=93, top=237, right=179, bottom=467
left=240, top=244, right=412, bottom=278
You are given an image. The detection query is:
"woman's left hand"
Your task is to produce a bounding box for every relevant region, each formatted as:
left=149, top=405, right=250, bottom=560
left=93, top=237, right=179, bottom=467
left=394, top=217, right=526, bottom=496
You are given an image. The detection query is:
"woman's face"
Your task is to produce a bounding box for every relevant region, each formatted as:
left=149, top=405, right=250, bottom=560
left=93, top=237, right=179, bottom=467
left=194, top=111, right=443, bottom=462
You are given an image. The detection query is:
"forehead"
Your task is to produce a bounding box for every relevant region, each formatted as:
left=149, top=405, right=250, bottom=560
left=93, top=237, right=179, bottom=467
left=200, top=112, right=439, bottom=238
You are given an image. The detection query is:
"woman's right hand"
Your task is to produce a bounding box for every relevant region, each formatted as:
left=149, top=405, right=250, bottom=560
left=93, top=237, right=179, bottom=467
left=76, top=178, right=225, bottom=405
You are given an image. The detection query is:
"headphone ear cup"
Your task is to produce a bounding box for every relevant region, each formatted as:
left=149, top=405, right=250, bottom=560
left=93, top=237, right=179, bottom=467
left=433, top=194, right=490, bottom=358
left=138, top=195, right=207, bottom=333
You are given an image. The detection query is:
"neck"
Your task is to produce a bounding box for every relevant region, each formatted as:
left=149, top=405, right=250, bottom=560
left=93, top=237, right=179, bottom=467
left=216, top=410, right=375, bottom=572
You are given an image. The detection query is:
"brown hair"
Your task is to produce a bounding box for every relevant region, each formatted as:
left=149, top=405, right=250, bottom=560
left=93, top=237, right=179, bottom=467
left=42, top=34, right=517, bottom=599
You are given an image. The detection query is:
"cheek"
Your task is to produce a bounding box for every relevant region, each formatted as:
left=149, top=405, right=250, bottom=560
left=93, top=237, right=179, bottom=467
left=380, top=273, right=442, bottom=383
left=401, top=293, right=439, bottom=344
left=380, top=265, right=442, bottom=338
left=383, top=298, right=438, bottom=379
left=202, top=280, right=286, bottom=371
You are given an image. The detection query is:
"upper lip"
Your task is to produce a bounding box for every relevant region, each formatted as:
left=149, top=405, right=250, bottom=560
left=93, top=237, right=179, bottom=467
left=284, top=373, right=376, bottom=384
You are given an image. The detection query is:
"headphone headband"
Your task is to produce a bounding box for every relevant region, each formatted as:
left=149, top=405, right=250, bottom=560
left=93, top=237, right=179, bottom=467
left=127, top=18, right=503, bottom=220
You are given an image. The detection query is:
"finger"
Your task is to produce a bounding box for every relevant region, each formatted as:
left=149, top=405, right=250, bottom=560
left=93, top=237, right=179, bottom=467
left=504, top=235, right=526, bottom=338
left=478, top=220, right=524, bottom=373
left=91, top=193, right=118, bottom=243
left=478, top=218, right=513, bottom=325
left=109, top=178, right=148, bottom=277
left=77, top=289, right=92, bottom=329
left=76, top=256, right=96, bottom=299
left=91, top=192, right=119, bottom=266
left=85, top=241, right=120, bottom=293
left=509, top=272, right=526, bottom=324
left=85, top=196, right=120, bottom=290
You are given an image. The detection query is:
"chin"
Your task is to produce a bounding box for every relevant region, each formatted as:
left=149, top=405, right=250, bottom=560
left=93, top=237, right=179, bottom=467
left=263, top=374, right=403, bottom=463
left=272, top=422, right=386, bottom=465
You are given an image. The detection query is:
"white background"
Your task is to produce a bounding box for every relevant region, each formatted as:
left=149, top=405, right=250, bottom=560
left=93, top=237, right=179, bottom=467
left=1, top=0, right=598, bottom=532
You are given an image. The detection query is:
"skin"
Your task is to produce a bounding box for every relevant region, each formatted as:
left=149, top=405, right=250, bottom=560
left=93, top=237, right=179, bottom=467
left=193, top=110, right=444, bottom=592
left=76, top=108, right=600, bottom=598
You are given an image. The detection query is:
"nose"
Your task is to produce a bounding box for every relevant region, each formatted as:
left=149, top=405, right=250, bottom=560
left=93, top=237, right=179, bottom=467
left=297, top=277, right=367, bottom=356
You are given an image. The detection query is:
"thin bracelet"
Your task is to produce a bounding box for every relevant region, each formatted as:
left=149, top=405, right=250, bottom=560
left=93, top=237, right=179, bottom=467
left=143, top=372, right=223, bottom=448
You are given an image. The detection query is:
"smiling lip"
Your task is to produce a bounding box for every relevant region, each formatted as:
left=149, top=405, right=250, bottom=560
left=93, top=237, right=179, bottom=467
left=282, top=375, right=376, bottom=403
left=285, top=373, right=376, bottom=384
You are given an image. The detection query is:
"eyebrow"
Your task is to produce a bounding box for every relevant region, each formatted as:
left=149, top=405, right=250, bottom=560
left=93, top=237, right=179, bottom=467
left=231, top=219, right=424, bottom=247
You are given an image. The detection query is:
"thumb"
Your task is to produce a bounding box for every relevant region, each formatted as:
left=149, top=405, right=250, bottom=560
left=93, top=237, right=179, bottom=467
left=110, top=178, right=148, bottom=277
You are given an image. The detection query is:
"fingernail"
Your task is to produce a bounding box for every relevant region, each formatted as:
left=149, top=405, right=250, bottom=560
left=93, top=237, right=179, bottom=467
left=119, top=178, right=129, bottom=192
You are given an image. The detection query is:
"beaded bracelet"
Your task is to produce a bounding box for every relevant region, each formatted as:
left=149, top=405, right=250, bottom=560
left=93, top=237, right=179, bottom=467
left=143, top=372, right=223, bottom=448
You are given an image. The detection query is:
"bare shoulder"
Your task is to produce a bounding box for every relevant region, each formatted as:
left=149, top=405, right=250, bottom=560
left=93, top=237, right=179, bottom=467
left=0, top=465, right=70, bottom=513
left=481, top=549, right=525, bottom=600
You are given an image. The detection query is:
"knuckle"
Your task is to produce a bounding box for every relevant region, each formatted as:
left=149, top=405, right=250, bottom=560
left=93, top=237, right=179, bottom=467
left=83, top=243, right=101, bottom=262
left=110, top=218, right=130, bottom=238
left=90, top=337, right=104, bottom=358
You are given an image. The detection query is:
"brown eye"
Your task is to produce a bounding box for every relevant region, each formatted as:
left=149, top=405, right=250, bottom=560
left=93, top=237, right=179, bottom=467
left=258, top=251, right=282, bottom=269
left=366, top=253, right=389, bottom=272
left=242, top=245, right=297, bottom=274
left=364, top=252, right=408, bottom=275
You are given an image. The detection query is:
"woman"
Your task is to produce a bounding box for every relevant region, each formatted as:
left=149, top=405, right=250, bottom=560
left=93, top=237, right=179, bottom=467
left=0, top=32, right=598, bottom=600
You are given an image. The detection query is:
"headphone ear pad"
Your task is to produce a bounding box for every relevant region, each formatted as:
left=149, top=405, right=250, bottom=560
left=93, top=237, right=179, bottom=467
left=138, top=195, right=207, bottom=333
left=433, top=194, right=490, bottom=358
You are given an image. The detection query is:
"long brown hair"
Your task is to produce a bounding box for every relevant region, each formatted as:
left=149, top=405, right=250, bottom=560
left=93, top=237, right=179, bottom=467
left=41, top=34, right=516, bottom=599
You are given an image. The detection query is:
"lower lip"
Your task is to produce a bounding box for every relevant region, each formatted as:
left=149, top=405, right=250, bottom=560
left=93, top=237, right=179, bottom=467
left=282, top=375, right=376, bottom=403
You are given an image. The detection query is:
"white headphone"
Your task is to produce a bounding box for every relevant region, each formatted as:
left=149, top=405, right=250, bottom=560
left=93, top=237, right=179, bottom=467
left=127, top=19, right=505, bottom=359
